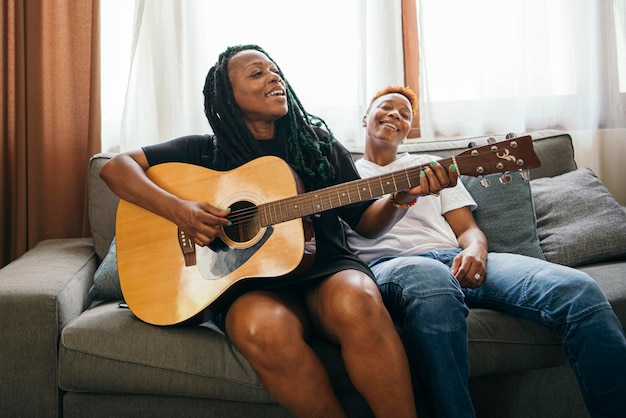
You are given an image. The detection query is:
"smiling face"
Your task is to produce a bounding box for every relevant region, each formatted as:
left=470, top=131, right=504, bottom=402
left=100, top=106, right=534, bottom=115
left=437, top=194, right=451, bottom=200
left=364, top=92, right=413, bottom=146
left=227, top=49, right=288, bottom=139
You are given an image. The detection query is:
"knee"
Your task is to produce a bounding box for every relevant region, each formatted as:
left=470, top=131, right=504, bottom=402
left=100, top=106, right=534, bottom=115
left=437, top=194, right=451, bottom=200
left=324, top=278, right=390, bottom=331
left=226, top=294, right=304, bottom=358
left=538, top=267, right=610, bottom=320
left=376, top=258, right=460, bottom=294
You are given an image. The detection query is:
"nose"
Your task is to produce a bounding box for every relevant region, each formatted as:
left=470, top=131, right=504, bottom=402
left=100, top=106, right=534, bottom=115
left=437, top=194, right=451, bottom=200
left=270, top=72, right=283, bottom=84
left=387, top=108, right=401, bottom=119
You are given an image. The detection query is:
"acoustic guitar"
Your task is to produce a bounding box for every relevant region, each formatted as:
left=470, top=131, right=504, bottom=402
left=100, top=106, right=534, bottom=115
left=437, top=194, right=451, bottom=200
left=116, top=135, right=540, bottom=325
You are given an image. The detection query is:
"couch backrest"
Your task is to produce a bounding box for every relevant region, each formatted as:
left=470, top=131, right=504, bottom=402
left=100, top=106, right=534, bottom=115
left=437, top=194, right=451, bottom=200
left=88, top=153, right=119, bottom=261
left=88, top=130, right=576, bottom=261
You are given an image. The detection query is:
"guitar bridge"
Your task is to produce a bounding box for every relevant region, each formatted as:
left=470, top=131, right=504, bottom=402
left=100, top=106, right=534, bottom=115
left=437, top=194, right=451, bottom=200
left=177, top=228, right=196, bottom=266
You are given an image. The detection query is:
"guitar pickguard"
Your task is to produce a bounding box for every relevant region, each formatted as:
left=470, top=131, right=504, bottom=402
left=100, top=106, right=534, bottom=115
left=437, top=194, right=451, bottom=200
left=197, top=227, right=274, bottom=279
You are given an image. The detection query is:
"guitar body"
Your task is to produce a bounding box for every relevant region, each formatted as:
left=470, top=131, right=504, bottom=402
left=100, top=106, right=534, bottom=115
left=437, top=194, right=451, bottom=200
left=116, top=156, right=311, bottom=326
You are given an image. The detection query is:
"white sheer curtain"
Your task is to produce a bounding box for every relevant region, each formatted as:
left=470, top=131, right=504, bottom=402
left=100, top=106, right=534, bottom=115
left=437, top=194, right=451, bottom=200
left=416, top=0, right=626, bottom=139
left=101, top=0, right=404, bottom=152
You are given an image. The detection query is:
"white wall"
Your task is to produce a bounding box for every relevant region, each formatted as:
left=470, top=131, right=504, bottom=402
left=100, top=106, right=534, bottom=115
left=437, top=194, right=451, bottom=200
left=570, top=129, right=626, bottom=205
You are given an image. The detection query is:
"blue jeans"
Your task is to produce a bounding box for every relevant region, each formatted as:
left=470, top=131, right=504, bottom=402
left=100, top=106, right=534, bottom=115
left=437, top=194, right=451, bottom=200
left=371, top=250, right=626, bottom=418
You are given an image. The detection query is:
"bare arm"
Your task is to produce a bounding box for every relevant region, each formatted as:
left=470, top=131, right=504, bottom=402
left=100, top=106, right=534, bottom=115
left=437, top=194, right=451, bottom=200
left=355, top=162, right=458, bottom=238
left=444, top=206, right=488, bottom=288
left=100, top=150, right=230, bottom=246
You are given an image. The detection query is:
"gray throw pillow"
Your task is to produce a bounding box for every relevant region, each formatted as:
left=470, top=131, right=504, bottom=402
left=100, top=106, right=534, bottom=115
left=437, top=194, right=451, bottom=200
left=530, top=167, right=626, bottom=267
left=462, top=171, right=545, bottom=260
left=89, top=237, right=123, bottom=301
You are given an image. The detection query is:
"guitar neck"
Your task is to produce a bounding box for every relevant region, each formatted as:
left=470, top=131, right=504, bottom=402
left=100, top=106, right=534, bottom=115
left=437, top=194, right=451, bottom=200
left=250, top=134, right=539, bottom=228
left=257, top=157, right=455, bottom=227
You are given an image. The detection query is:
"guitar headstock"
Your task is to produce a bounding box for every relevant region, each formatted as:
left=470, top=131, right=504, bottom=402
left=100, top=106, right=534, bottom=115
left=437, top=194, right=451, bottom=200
left=455, top=135, right=540, bottom=177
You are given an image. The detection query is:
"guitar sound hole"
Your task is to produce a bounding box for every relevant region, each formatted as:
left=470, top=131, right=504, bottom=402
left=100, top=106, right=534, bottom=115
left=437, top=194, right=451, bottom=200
left=223, top=200, right=261, bottom=244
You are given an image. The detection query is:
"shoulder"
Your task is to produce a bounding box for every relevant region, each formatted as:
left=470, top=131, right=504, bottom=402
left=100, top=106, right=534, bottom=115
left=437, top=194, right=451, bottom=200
left=143, top=134, right=216, bottom=167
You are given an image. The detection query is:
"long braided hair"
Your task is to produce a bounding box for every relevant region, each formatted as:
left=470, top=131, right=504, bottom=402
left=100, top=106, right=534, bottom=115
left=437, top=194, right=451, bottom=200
left=203, top=44, right=336, bottom=190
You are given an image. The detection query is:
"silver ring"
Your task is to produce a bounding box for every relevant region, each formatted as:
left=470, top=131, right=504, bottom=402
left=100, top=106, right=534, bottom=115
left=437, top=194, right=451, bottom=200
left=474, top=273, right=481, bottom=281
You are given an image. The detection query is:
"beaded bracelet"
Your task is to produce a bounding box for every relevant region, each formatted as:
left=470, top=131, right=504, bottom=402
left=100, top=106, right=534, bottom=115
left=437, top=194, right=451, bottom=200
left=389, top=193, right=418, bottom=209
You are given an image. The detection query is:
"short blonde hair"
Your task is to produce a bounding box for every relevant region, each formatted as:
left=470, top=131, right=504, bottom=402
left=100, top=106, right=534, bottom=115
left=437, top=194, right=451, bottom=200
left=369, top=86, right=418, bottom=115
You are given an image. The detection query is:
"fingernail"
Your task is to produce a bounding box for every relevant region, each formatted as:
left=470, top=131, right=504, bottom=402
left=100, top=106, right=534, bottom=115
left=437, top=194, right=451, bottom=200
left=430, top=161, right=438, bottom=166
left=450, top=164, right=457, bottom=172
left=227, top=221, right=232, bottom=227
left=420, top=170, right=426, bottom=177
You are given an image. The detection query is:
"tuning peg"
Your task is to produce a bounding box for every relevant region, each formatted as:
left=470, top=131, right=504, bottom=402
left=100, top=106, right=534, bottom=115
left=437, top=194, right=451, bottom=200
left=467, top=141, right=477, bottom=148
left=499, top=174, right=512, bottom=184
left=520, top=169, right=530, bottom=180
left=480, top=177, right=491, bottom=187
left=505, top=132, right=517, bottom=139
left=487, top=137, right=496, bottom=144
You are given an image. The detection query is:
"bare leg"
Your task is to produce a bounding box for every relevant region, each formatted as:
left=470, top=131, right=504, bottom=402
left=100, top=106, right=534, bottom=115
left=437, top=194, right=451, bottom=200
left=225, top=289, right=348, bottom=418
left=306, top=270, right=417, bottom=418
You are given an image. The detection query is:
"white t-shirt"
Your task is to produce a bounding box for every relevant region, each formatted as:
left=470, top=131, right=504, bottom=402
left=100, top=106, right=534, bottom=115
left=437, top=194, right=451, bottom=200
left=345, top=153, right=477, bottom=265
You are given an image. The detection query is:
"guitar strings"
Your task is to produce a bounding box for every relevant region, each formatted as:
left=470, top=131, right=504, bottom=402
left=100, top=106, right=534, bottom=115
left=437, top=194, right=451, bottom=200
left=222, top=141, right=527, bottom=227
left=225, top=140, right=528, bottom=227
left=224, top=163, right=434, bottom=227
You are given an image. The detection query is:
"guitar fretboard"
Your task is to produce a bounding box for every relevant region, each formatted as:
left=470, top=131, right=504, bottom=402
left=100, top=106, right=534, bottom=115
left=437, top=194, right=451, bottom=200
left=257, top=157, right=453, bottom=226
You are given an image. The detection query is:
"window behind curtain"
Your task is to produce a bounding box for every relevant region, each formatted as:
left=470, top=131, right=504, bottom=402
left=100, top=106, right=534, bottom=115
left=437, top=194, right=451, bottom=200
left=100, top=0, right=404, bottom=152
left=416, top=0, right=626, bottom=139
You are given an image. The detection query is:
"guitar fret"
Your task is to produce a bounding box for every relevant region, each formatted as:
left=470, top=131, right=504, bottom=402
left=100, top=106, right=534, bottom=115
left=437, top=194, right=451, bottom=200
left=260, top=205, right=267, bottom=226
left=290, top=196, right=302, bottom=221
left=283, top=198, right=292, bottom=221
left=391, top=174, right=398, bottom=193
left=274, top=200, right=282, bottom=224
left=313, top=193, right=322, bottom=212
left=302, top=194, right=313, bottom=216
left=404, top=169, right=412, bottom=189
left=339, top=184, right=352, bottom=205
left=378, top=176, right=385, bottom=195
left=267, top=202, right=279, bottom=225
left=363, top=180, right=372, bottom=197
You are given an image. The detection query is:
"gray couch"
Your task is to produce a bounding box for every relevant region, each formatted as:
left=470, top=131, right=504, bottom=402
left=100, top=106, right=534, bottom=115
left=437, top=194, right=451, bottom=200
left=1, top=130, right=625, bottom=417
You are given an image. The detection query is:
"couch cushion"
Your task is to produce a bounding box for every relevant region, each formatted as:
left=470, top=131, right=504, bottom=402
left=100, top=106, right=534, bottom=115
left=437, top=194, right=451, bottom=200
left=578, top=261, right=626, bottom=327
left=58, top=302, right=271, bottom=402
left=59, top=302, right=571, bottom=404
left=58, top=302, right=355, bottom=401
left=531, top=167, right=626, bottom=267
left=88, top=237, right=123, bottom=301
left=462, top=171, right=545, bottom=259
left=466, top=309, right=565, bottom=377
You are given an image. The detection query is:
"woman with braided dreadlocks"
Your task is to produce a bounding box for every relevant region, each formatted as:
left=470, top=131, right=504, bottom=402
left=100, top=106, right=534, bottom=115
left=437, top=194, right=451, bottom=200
left=102, top=45, right=447, bottom=417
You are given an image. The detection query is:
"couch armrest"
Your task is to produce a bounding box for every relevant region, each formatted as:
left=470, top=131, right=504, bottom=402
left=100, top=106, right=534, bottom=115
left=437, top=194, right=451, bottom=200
left=0, top=238, right=96, bottom=418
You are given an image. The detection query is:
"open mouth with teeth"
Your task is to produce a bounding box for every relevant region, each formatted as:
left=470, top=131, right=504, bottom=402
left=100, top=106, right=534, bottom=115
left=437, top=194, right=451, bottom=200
left=381, top=122, right=400, bottom=132
left=266, top=89, right=285, bottom=97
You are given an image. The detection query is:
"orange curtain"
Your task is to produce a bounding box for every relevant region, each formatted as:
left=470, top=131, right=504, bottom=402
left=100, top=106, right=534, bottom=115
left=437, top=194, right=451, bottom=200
left=1, top=0, right=100, bottom=268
